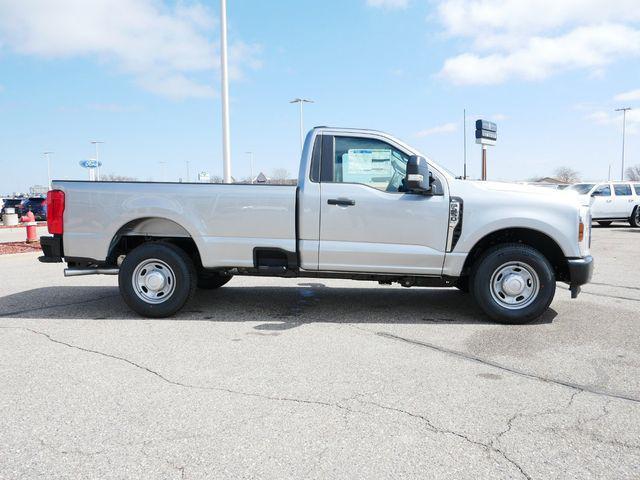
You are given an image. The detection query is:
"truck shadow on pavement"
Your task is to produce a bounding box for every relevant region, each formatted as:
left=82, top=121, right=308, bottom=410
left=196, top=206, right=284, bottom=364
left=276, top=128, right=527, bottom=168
left=0, top=283, right=557, bottom=327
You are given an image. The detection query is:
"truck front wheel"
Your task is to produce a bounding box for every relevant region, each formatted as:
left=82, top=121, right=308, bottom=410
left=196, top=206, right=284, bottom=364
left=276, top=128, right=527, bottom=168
left=470, top=244, right=555, bottom=324
left=119, top=242, right=196, bottom=318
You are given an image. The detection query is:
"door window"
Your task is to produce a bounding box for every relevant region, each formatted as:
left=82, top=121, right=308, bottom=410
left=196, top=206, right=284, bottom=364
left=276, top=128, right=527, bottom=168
left=634, top=184, right=640, bottom=195
left=613, top=184, right=632, bottom=196
left=592, top=184, right=611, bottom=196
left=332, top=136, right=408, bottom=192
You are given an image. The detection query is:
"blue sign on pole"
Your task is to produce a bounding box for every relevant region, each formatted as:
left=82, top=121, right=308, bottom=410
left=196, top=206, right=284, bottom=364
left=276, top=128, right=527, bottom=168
left=79, top=159, right=102, bottom=169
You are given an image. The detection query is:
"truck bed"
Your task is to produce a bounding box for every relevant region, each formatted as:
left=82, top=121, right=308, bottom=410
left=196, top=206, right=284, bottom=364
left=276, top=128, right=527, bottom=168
left=56, top=181, right=297, bottom=268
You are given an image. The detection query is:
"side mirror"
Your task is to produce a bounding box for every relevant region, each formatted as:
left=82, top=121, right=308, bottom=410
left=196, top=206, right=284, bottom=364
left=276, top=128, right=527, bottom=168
left=405, top=155, right=433, bottom=194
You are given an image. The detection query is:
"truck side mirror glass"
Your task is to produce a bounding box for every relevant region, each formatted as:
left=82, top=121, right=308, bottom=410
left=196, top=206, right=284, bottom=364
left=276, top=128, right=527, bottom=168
left=405, top=155, right=433, bottom=195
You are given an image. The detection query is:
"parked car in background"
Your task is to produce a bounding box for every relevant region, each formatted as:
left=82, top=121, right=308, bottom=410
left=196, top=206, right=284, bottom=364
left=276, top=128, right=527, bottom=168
left=1, top=198, right=25, bottom=217
left=20, top=197, right=47, bottom=220
left=567, top=182, right=640, bottom=227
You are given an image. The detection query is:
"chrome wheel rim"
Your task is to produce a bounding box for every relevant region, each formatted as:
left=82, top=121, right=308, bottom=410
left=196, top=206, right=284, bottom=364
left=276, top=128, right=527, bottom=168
left=132, top=258, right=176, bottom=304
left=489, top=261, right=540, bottom=310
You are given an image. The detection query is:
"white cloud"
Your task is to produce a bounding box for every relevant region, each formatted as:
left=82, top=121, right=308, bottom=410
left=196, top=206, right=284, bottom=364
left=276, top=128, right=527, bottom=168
left=436, top=0, right=640, bottom=85
left=585, top=109, right=640, bottom=135
left=367, top=0, right=409, bottom=9
left=614, top=89, right=640, bottom=102
left=416, top=122, right=457, bottom=137
left=0, top=0, right=262, bottom=99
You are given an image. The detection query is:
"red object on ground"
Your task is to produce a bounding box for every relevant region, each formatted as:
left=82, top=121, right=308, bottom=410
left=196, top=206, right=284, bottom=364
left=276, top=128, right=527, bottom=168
left=20, top=211, right=38, bottom=243
left=46, top=190, right=65, bottom=235
left=0, top=241, right=41, bottom=255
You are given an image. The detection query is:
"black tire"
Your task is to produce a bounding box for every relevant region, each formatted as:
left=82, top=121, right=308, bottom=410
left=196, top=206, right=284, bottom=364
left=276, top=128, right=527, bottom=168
left=597, top=221, right=612, bottom=227
left=119, top=242, right=196, bottom=318
left=197, top=271, right=233, bottom=289
left=470, top=243, right=556, bottom=324
left=630, top=207, right=640, bottom=228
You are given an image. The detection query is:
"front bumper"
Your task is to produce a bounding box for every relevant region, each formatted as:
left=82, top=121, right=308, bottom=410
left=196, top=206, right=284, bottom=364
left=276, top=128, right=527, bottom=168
left=39, top=235, right=63, bottom=263
left=566, top=255, right=594, bottom=298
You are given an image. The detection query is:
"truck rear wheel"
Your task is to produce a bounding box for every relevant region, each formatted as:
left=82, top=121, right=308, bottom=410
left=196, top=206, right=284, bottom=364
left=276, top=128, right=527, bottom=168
left=119, top=242, right=196, bottom=318
left=470, top=244, right=555, bottom=324
left=197, top=272, right=233, bottom=289
left=630, top=207, right=640, bottom=228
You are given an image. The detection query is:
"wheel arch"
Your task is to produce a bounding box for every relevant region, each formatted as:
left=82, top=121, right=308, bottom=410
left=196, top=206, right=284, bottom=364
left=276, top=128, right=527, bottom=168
left=106, top=217, right=203, bottom=268
left=461, top=227, right=569, bottom=282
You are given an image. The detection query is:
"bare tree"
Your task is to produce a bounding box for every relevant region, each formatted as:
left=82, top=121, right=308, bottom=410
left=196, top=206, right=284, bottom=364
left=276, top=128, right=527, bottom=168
left=553, top=166, right=580, bottom=184
left=101, top=173, right=138, bottom=182
left=625, top=164, right=640, bottom=181
left=271, top=168, right=291, bottom=182
left=209, top=175, right=224, bottom=183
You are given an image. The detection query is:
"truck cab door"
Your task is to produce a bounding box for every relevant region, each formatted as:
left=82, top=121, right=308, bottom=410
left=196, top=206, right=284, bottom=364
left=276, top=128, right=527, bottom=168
left=317, top=134, right=449, bottom=275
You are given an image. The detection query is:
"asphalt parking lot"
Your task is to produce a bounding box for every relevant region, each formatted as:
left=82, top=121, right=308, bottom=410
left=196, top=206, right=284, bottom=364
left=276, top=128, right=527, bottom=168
left=1, top=226, right=639, bottom=479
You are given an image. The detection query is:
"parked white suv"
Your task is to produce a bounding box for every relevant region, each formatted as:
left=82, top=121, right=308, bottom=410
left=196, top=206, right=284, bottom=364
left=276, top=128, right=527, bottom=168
left=567, top=182, right=640, bottom=227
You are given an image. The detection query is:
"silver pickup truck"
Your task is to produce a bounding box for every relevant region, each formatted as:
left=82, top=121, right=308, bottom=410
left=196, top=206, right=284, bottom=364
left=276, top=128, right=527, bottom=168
left=39, top=127, right=593, bottom=323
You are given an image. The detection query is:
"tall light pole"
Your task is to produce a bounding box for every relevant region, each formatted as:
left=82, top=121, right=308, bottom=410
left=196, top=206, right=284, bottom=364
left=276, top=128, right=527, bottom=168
left=44, top=151, right=54, bottom=190
left=220, top=0, right=232, bottom=183
left=91, top=141, right=104, bottom=181
left=463, top=109, right=467, bottom=179
left=615, top=107, right=631, bottom=181
left=245, top=151, right=254, bottom=183
left=290, top=98, right=313, bottom=153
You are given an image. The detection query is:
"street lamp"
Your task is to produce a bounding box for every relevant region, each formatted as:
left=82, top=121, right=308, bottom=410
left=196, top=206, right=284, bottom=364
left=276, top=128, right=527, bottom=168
left=290, top=98, right=314, bottom=153
left=615, top=107, right=631, bottom=181
left=220, top=0, right=232, bottom=184
left=43, top=151, right=54, bottom=190
left=91, top=141, right=104, bottom=181
left=245, top=151, right=254, bottom=183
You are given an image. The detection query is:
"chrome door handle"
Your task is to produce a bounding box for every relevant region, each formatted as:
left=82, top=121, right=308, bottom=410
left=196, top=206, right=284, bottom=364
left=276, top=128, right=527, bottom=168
left=606, top=200, right=612, bottom=203
left=327, top=198, right=356, bottom=206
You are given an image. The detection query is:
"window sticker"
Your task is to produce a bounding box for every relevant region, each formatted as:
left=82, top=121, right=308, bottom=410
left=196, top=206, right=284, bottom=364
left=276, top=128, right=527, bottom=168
left=343, top=148, right=392, bottom=182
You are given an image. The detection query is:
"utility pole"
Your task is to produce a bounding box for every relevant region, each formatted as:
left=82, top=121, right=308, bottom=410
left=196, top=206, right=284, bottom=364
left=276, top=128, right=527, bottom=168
left=463, top=109, right=467, bottom=179
left=615, top=107, right=631, bottom=181
left=245, top=151, right=254, bottom=183
left=44, top=151, right=54, bottom=190
left=220, top=0, right=232, bottom=183
left=290, top=98, right=314, bottom=153
left=91, top=141, right=104, bottom=181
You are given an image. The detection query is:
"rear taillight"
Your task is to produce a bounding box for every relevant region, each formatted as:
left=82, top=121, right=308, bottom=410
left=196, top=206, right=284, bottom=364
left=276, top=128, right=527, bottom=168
left=46, top=190, right=65, bottom=234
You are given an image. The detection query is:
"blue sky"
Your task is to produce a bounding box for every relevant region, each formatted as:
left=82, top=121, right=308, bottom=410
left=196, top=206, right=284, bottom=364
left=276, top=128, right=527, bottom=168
left=1, top=0, right=639, bottom=194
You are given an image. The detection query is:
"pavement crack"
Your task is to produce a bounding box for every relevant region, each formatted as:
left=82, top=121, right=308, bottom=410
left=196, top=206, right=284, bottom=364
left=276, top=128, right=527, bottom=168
left=590, top=282, right=640, bottom=292
left=557, top=285, right=640, bottom=303
left=362, top=400, right=531, bottom=480
left=376, top=331, right=640, bottom=404
left=3, top=326, right=355, bottom=413
left=492, top=391, right=582, bottom=446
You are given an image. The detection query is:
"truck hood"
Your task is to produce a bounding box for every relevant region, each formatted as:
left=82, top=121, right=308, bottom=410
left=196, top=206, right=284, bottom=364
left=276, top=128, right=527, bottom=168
left=453, top=180, right=584, bottom=209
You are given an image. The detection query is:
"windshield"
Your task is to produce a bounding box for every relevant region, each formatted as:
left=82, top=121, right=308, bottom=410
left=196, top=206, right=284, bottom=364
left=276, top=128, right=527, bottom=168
left=567, top=183, right=595, bottom=194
